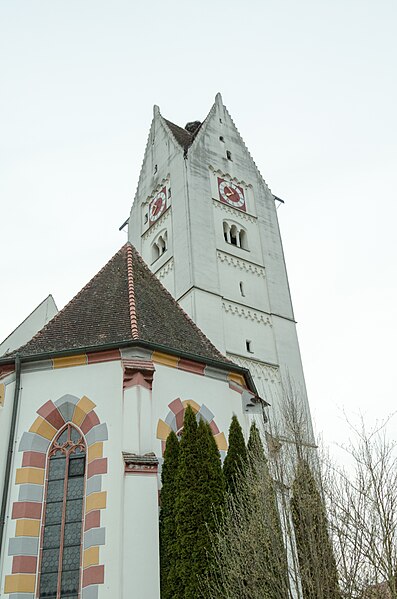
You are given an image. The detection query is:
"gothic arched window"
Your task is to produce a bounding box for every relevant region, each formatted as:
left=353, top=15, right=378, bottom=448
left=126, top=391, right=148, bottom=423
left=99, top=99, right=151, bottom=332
left=38, top=424, right=86, bottom=599
left=151, top=230, right=168, bottom=263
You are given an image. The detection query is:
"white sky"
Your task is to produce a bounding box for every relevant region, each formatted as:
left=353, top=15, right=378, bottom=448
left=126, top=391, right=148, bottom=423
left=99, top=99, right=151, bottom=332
left=1, top=0, right=396, bottom=449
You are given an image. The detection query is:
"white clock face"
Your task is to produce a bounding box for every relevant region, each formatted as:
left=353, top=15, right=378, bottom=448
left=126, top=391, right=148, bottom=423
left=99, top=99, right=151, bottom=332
left=149, top=188, right=167, bottom=223
left=218, top=179, right=246, bottom=210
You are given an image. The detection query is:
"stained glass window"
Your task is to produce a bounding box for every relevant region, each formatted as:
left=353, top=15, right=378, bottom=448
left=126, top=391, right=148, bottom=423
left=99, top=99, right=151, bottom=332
left=39, top=424, right=86, bottom=599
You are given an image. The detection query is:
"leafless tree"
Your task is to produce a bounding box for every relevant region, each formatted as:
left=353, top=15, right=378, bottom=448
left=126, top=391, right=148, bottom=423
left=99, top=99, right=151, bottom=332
left=323, top=416, right=397, bottom=599
left=203, top=377, right=341, bottom=599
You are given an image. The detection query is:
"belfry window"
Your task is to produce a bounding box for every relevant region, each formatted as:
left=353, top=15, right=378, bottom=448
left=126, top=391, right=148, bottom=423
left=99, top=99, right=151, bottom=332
left=239, top=229, right=248, bottom=250
left=38, top=424, right=86, bottom=599
left=230, top=225, right=238, bottom=246
left=222, top=221, right=248, bottom=251
left=152, top=231, right=168, bottom=263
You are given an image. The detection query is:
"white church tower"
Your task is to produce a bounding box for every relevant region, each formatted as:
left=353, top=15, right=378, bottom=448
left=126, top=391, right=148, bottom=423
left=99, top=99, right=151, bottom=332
left=128, top=93, right=311, bottom=422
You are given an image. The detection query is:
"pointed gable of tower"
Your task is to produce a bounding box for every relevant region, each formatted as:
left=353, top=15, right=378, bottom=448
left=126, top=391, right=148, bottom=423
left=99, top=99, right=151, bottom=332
left=12, top=243, right=228, bottom=364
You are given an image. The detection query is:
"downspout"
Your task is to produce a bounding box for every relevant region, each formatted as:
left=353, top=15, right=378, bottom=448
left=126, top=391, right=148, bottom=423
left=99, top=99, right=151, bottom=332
left=0, top=354, right=21, bottom=558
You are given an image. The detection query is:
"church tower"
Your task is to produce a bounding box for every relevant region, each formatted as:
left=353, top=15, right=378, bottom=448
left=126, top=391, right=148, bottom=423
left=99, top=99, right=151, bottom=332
left=128, top=94, right=311, bottom=422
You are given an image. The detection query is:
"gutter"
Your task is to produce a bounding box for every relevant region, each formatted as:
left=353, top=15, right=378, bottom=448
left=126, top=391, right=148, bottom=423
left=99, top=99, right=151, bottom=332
left=0, top=354, right=21, bottom=558
left=0, top=339, right=262, bottom=400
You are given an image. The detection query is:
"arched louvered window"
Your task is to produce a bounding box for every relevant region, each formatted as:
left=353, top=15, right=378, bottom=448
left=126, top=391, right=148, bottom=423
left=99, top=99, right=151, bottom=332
left=38, top=424, right=86, bottom=599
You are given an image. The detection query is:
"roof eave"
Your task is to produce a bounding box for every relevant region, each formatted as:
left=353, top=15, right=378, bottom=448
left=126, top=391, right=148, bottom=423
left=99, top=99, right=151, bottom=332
left=0, top=339, right=259, bottom=396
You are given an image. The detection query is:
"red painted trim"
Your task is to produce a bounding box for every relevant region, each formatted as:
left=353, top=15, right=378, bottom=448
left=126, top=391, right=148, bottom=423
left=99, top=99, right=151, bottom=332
left=126, top=245, right=139, bottom=339
left=175, top=410, right=184, bottom=430
left=12, top=555, right=37, bottom=574
left=124, top=371, right=152, bottom=390
left=84, top=510, right=101, bottom=531
left=168, top=397, right=183, bottom=415
left=87, top=458, right=107, bottom=479
left=122, top=360, right=155, bottom=390
left=80, top=411, right=100, bottom=435
left=178, top=358, right=205, bottom=375
left=12, top=501, right=42, bottom=520
left=87, top=349, right=121, bottom=364
left=209, top=420, right=220, bottom=435
left=82, top=565, right=104, bottom=587
left=37, top=400, right=65, bottom=430
left=0, top=364, right=15, bottom=379
left=22, top=450, right=46, bottom=469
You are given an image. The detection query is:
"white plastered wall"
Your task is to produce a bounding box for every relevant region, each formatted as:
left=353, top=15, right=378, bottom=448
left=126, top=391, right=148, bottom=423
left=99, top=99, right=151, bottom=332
left=0, top=355, right=254, bottom=599
left=128, top=95, right=313, bottom=435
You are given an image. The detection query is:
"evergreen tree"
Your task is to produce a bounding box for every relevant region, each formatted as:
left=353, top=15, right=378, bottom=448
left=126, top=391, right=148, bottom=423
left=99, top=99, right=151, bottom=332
left=204, top=419, right=291, bottom=599
left=247, top=420, right=264, bottom=457
left=223, top=414, right=247, bottom=495
left=159, top=430, right=180, bottom=599
left=174, top=407, right=225, bottom=599
left=291, top=459, right=341, bottom=599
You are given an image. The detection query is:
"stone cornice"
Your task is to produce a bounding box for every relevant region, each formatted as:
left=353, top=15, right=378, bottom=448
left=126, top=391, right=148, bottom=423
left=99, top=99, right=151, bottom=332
left=222, top=301, right=272, bottom=326
left=212, top=198, right=257, bottom=223
left=123, top=452, right=159, bottom=474
left=155, top=257, right=174, bottom=279
left=122, top=359, right=156, bottom=390
left=142, top=207, right=171, bottom=240
left=226, top=353, right=280, bottom=382
left=217, top=250, right=265, bottom=277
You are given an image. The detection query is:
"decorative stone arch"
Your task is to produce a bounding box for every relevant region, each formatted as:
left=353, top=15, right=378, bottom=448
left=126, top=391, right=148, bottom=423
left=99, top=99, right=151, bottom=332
left=5, top=394, right=108, bottom=599
left=222, top=219, right=248, bottom=250
left=151, top=229, right=168, bottom=263
left=156, top=397, right=228, bottom=458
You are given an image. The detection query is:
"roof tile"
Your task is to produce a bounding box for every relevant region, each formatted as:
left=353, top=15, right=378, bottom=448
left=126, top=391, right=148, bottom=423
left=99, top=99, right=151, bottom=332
left=12, top=243, right=228, bottom=365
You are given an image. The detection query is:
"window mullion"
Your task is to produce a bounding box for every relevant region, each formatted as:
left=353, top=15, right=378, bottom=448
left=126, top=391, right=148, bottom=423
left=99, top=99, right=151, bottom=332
left=56, top=449, right=70, bottom=599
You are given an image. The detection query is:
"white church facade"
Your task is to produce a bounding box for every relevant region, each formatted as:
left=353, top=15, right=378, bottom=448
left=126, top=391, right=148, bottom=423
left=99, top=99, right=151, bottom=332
left=0, top=95, right=312, bottom=599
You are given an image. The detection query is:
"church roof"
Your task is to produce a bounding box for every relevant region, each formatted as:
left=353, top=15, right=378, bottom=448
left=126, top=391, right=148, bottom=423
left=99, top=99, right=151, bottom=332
left=164, top=119, right=194, bottom=150
left=163, top=119, right=202, bottom=153
left=10, top=243, right=228, bottom=365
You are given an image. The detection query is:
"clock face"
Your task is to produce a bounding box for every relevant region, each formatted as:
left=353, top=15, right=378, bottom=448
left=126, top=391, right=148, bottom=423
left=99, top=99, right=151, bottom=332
left=218, top=178, right=246, bottom=211
left=149, top=188, right=167, bottom=224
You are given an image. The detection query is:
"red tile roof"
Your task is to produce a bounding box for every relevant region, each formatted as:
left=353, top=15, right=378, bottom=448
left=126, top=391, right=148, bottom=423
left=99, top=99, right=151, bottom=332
left=12, top=243, right=228, bottom=364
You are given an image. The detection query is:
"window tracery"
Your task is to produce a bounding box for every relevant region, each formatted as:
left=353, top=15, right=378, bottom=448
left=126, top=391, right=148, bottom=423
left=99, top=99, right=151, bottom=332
left=38, top=424, right=86, bottom=599
left=151, top=230, right=168, bottom=263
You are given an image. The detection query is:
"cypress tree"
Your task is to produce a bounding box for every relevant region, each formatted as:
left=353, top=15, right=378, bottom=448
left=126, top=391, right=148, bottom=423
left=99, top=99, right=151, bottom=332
left=223, top=414, right=247, bottom=495
left=247, top=421, right=290, bottom=598
left=159, top=430, right=180, bottom=599
left=173, top=406, right=199, bottom=598
left=291, top=459, right=341, bottom=599
left=204, top=420, right=291, bottom=599
left=247, top=420, right=263, bottom=457
left=174, top=407, right=225, bottom=599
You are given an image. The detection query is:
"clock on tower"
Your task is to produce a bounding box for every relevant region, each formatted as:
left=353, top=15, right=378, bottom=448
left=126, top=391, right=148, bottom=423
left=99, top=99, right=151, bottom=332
left=218, top=177, right=246, bottom=211
left=148, top=187, right=167, bottom=224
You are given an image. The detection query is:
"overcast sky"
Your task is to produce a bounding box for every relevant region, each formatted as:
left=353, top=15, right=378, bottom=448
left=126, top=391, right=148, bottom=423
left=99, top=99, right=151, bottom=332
left=1, top=0, right=396, bottom=449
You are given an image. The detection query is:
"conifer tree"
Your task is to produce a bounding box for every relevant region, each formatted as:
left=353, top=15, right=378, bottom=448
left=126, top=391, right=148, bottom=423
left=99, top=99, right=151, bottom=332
left=223, top=414, right=247, bottom=495
left=159, top=430, right=180, bottom=599
left=204, top=419, right=291, bottom=599
left=174, top=407, right=225, bottom=599
left=247, top=420, right=263, bottom=458
left=291, top=459, right=341, bottom=599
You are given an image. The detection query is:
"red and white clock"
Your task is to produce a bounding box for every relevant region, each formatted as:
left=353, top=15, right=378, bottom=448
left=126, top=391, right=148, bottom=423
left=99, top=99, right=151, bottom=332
left=149, top=187, right=167, bottom=224
left=218, top=178, right=246, bottom=211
